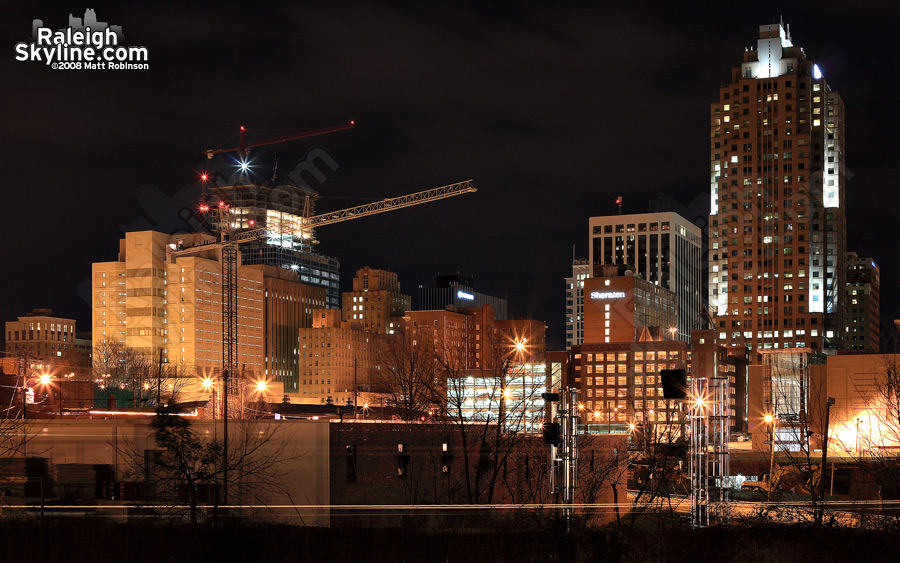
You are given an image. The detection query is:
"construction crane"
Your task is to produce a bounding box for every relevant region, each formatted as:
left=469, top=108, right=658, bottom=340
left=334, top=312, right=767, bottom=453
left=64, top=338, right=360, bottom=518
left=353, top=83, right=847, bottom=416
left=166, top=179, right=477, bottom=413
left=203, top=121, right=356, bottom=159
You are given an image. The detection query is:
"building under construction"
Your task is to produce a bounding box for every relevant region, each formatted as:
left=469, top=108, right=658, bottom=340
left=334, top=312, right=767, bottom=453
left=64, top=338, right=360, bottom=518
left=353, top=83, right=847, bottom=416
left=206, top=181, right=342, bottom=309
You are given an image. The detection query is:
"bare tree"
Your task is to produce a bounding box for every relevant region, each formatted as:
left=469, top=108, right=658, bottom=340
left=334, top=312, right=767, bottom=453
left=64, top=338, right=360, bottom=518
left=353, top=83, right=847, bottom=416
left=92, top=338, right=151, bottom=407
left=116, top=412, right=300, bottom=525
left=373, top=332, right=441, bottom=421
left=433, top=332, right=545, bottom=505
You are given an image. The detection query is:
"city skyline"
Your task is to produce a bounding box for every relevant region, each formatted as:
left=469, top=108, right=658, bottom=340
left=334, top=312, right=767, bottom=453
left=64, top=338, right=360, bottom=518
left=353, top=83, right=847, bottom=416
left=4, top=4, right=899, bottom=351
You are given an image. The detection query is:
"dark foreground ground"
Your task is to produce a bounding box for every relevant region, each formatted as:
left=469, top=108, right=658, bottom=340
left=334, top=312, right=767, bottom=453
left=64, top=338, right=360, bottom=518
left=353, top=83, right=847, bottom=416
left=2, top=518, right=899, bottom=562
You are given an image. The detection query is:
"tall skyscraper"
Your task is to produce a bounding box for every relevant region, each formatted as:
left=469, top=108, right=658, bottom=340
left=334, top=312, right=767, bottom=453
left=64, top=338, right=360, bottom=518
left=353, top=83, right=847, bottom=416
left=845, top=252, right=879, bottom=352
left=589, top=212, right=701, bottom=341
left=708, top=22, right=847, bottom=357
left=565, top=259, right=590, bottom=348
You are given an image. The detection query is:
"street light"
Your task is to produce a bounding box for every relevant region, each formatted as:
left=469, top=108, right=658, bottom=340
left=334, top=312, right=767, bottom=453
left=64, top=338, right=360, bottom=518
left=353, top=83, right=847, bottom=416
left=22, top=374, right=54, bottom=420
left=765, top=412, right=776, bottom=501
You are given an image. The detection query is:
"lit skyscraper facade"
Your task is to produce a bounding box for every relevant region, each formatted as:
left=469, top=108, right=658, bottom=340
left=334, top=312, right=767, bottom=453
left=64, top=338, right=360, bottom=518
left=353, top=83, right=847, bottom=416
left=708, top=22, right=847, bottom=357
left=845, top=252, right=879, bottom=352
left=589, top=212, right=701, bottom=341
left=565, top=259, right=590, bottom=348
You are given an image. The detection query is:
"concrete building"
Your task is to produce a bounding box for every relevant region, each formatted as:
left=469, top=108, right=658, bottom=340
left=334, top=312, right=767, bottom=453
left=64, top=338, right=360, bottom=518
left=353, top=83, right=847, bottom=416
left=404, top=307, right=493, bottom=371
left=5, top=309, right=78, bottom=362
left=258, top=265, right=328, bottom=394
left=589, top=212, right=701, bottom=342
left=92, top=231, right=266, bottom=394
left=747, top=349, right=827, bottom=452
left=297, top=309, right=379, bottom=405
left=570, top=338, right=690, bottom=432
left=568, top=331, right=747, bottom=434
left=341, top=267, right=411, bottom=335
left=582, top=267, right=677, bottom=344
left=846, top=252, right=880, bottom=352
left=565, top=258, right=591, bottom=348
left=708, top=22, right=848, bottom=357
left=417, top=274, right=508, bottom=320
left=824, top=353, right=900, bottom=451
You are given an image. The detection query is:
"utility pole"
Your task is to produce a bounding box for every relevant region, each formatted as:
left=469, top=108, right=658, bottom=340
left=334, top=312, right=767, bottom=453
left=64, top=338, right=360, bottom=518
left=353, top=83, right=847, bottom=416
left=818, top=396, right=835, bottom=524
left=156, top=348, right=163, bottom=411
left=542, top=384, right=579, bottom=529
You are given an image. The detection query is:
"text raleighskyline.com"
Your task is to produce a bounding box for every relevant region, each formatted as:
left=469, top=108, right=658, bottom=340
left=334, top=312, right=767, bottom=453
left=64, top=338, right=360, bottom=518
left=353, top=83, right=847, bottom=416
left=15, top=26, right=148, bottom=67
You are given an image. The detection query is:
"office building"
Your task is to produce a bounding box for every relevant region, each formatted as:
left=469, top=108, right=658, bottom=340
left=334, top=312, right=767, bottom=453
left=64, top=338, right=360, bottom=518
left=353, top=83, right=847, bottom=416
left=258, top=265, right=328, bottom=394
left=92, top=231, right=266, bottom=391
left=571, top=338, right=689, bottom=432
left=565, top=259, right=591, bottom=348
left=341, top=267, right=411, bottom=335
left=297, top=309, right=379, bottom=405
left=568, top=330, right=747, bottom=434
left=5, top=309, right=78, bottom=362
left=582, top=267, right=677, bottom=344
left=417, top=274, right=508, bottom=320
left=845, top=252, right=880, bottom=352
left=589, top=212, right=701, bottom=341
left=708, top=22, right=848, bottom=356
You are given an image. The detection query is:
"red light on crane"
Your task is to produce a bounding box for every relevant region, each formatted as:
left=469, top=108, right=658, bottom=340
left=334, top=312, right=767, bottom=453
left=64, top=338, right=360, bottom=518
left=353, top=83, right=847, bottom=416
left=199, top=204, right=210, bottom=212
left=240, top=126, right=246, bottom=131
left=200, top=173, right=209, bottom=182
left=350, top=120, right=355, bottom=125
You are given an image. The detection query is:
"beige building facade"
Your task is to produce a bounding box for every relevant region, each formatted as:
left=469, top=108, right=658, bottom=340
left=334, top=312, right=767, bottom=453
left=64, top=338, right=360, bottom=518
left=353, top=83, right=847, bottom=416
left=92, top=231, right=265, bottom=399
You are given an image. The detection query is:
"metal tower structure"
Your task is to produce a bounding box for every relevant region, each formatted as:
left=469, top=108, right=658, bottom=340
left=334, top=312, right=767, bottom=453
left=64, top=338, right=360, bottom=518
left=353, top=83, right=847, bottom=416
left=546, top=387, right=579, bottom=525
left=689, top=375, right=730, bottom=528
left=689, top=373, right=730, bottom=527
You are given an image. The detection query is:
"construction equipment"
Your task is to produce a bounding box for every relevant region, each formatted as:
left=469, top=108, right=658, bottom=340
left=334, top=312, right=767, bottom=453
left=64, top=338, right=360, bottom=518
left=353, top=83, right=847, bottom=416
left=741, top=462, right=822, bottom=495
left=166, top=179, right=477, bottom=414
left=203, top=122, right=356, bottom=160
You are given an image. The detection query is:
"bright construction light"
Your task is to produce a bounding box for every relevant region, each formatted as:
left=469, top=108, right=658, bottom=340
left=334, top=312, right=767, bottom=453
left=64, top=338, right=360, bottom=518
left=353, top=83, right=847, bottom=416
left=255, top=381, right=268, bottom=392
left=764, top=414, right=773, bottom=424
left=201, top=378, right=214, bottom=391
left=39, top=374, right=51, bottom=386
left=239, top=159, right=250, bottom=172
left=577, top=403, right=584, bottom=411
left=628, top=422, right=636, bottom=432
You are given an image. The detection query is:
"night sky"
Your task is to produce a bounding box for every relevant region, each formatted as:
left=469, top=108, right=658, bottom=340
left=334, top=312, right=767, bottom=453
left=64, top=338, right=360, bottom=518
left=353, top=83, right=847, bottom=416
left=3, top=1, right=899, bottom=350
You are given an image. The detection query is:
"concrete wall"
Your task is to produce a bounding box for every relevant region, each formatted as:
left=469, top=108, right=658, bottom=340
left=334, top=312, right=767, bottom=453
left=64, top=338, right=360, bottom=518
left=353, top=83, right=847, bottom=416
left=14, top=418, right=330, bottom=525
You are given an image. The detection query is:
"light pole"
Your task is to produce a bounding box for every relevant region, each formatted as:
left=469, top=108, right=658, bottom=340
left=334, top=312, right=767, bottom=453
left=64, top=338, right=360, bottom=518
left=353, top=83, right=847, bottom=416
left=765, top=413, right=775, bottom=502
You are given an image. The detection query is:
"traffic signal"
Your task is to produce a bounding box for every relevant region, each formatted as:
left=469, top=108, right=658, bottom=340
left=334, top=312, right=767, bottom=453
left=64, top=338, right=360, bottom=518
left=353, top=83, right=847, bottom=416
left=542, top=422, right=560, bottom=445
left=660, top=369, right=687, bottom=399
